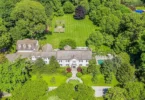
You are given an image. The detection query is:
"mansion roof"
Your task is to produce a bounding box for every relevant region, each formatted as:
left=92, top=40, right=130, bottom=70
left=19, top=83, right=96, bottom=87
left=6, top=39, right=92, bottom=61
left=17, top=39, right=38, bottom=51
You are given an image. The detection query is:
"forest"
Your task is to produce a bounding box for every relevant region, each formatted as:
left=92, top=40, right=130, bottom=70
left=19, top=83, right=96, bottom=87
left=1, top=0, right=145, bottom=100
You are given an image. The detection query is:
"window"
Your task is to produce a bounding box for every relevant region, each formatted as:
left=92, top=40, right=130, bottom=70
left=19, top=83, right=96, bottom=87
left=28, top=44, right=31, bottom=49
left=23, top=44, right=26, bottom=49
left=79, top=60, right=83, bottom=62
left=45, top=61, right=47, bottom=64
left=60, top=64, right=62, bottom=66
left=79, top=64, right=82, bottom=66
left=18, top=44, right=21, bottom=49
left=66, top=64, right=69, bottom=66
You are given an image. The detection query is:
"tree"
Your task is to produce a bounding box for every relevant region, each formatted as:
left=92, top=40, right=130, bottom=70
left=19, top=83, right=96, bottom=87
left=87, top=59, right=97, bottom=73
left=136, top=68, right=145, bottom=83
left=33, top=58, right=46, bottom=74
left=49, top=56, right=60, bottom=73
left=100, top=60, right=114, bottom=75
left=89, top=5, right=111, bottom=25
left=117, top=52, right=130, bottom=64
left=0, top=33, right=11, bottom=50
left=0, top=54, right=7, bottom=64
left=79, top=0, right=89, bottom=13
left=74, top=84, right=95, bottom=100
left=116, top=63, right=135, bottom=83
left=91, top=74, right=98, bottom=84
left=99, top=14, right=120, bottom=36
left=10, top=0, right=47, bottom=40
left=113, top=34, right=130, bottom=53
left=123, top=82, right=144, bottom=100
left=104, top=87, right=127, bottom=100
left=63, top=1, right=74, bottom=13
left=48, top=83, right=74, bottom=100
left=87, top=31, right=104, bottom=47
left=101, top=58, right=122, bottom=84
left=74, top=6, right=86, bottom=19
left=103, top=34, right=114, bottom=47
left=34, top=58, right=45, bottom=68
left=12, top=79, right=48, bottom=100
left=0, top=59, right=31, bottom=92
left=59, top=39, right=76, bottom=49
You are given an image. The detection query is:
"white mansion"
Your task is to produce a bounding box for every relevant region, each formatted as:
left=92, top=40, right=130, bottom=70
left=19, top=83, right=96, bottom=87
left=6, top=39, right=92, bottom=68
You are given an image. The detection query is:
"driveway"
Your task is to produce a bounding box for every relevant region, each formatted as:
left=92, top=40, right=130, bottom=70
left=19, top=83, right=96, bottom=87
left=92, top=86, right=111, bottom=97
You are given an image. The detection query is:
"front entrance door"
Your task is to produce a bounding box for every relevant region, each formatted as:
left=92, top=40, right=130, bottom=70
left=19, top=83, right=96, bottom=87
left=71, top=64, right=77, bottom=71
left=73, top=66, right=76, bottom=68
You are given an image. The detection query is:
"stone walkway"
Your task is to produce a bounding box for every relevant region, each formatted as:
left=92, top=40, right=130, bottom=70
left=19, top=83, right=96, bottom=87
left=66, top=68, right=83, bottom=83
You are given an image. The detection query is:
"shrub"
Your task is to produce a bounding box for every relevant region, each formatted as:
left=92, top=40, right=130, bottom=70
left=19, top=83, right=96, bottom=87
left=74, top=6, right=86, bottom=20
left=77, top=67, right=82, bottom=72
left=91, top=75, right=98, bottom=84
left=66, top=67, right=71, bottom=72
left=59, top=39, right=76, bottom=49
left=66, top=72, right=72, bottom=77
left=63, top=1, right=74, bottom=13
left=82, top=67, right=87, bottom=75
left=77, top=72, right=82, bottom=77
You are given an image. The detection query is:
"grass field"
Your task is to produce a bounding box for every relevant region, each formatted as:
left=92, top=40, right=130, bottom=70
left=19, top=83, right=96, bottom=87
left=39, top=14, right=97, bottom=48
left=31, top=74, right=67, bottom=86
left=81, top=74, right=118, bottom=86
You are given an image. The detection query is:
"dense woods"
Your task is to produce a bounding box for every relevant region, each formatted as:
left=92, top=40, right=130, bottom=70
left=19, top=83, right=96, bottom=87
left=1, top=0, right=145, bottom=100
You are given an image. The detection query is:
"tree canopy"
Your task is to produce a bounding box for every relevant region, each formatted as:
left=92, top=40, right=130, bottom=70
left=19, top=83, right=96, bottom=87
left=12, top=79, right=48, bottom=100
left=10, top=0, right=47, bottom=41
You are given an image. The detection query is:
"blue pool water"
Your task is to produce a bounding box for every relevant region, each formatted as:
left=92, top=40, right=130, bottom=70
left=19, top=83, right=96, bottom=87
left=98, top=60, right=104, bottom=65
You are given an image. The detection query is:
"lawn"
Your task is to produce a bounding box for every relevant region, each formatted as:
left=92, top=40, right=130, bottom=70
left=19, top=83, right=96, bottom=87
left=39, top=14, right=97, bottom=48
left=31, top=74, right=67, bottom=86
left=81, top=74, right=118, bottom=87
left=68, top=80, right=81, bottom=86
left=136, top=6, right=145, bottom=10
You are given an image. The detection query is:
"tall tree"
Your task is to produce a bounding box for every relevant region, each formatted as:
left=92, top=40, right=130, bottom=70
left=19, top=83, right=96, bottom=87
left=63, top=1, right=75, bottom=13
left=10, top=0, right=47, bottom=41
left=12, top=79, right=48, bottom=100
left=0, top=59, right=31, bottom=92
left=59, top=39, right=76, bottom=49
left=87, top=31, right=104, bottom=47
left=116, top=63, right=135, bottom=83
left=87, top=59, right=97, bottom=73
left=123, top=82, right=144, bottom=100
left=99, top=14, right=120, bottom=36
left=74, top=84, right=95, bottom=100
left=104, top=87, right=127, bottom=100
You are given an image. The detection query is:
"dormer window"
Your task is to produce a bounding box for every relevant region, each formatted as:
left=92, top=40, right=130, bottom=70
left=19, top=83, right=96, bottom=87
left=23, top=44, right=26, bottom=49
left=18, top=44, right=21, bottom=49
left=28, top=44, right=31, bottom=49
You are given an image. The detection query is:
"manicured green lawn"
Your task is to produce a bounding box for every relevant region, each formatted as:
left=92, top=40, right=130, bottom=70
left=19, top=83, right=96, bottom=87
left=81, top=74, right=118, bottom=86
left=39, top=14, right=97, bottom=48
left=68, top=80, right=81, bottom=86
left=136, top=6, right=145, bottom=10
left=31, top=74, right=67, bottom=86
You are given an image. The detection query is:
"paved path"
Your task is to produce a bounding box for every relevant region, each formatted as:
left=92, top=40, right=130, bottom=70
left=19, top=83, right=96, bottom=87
left=48, top=86, right=111, bottom=97
left=66, top=68, right=83, bottom=83
left=92, top=86, right=111, bottom=97
left=66, top=77, right=83, bottom=83
left=48, top=87, right=57, bottom=91
left=1, top=92, right=11, bottom=98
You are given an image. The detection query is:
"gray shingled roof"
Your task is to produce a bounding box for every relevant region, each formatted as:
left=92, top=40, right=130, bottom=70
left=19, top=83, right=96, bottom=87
left=32, top=52, right=56, bottom=58
left=17, top=39, right=38, bottom=51
left=56, top=50, right=92, bottom=60
left=42, top=44, right=53, bottom=52
left=17, top=39, right=38, bottom=44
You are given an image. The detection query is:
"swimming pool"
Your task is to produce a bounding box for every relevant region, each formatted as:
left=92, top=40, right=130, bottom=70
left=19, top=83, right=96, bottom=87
left=98, top=60, right=104, bottom=65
